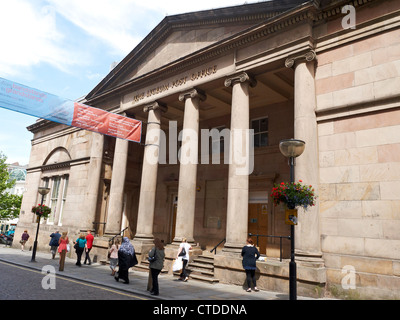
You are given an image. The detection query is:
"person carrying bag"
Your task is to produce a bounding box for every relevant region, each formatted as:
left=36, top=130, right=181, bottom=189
left=148, top=238, right=165, bottom=296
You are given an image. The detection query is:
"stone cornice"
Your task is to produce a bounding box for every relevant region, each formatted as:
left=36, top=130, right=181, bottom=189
left=27, top=119, right=58, bottom=133
left=26, top=157, right=90, bottom=173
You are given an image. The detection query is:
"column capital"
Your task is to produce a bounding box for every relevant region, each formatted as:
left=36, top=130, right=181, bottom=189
left=224, top=72, right=257, bottom=88
left=179, top=88, right=206, bottom=102
left=143, top=101, right=168, bottom=113
left=285, top=50, right=317, bottom=68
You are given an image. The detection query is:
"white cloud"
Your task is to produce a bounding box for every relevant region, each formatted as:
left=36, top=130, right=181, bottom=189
left=0, top=0, right=82, bottom=77
left=46, top=0, right=147, bottom=56
left=45, top=0, right=258, bottom=56
left=0, top=0, right=258, bottom=79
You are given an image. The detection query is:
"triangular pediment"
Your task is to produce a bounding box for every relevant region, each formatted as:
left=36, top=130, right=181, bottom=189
left=86, top=0, right=308, bottom=100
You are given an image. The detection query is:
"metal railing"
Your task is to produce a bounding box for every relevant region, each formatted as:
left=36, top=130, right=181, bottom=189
left=248, top=233, right=291, bottom=262
left=109, top=227, right=129, bottom=245
left=210, top=238, right=226, bottom=255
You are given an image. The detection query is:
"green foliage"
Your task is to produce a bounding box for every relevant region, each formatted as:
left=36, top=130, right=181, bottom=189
left=0, top=152, right=23, bottom=220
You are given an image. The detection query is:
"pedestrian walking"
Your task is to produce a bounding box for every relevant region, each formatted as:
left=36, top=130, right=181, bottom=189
left=241, top=238, right=260, bottom=292
left=177, top=238, right=191, bottom=282
left=58, top=232, right=69, bottom=271
left=84, top=230, right=94, bottom=265
left=74, top=233, right=87, bottom=267
left=20, top=230, right=29, bottom=251
left=115, top=237, right=136, bottom=284
left=148, top=238, right=165, bottom=296
left=49, top=230, right=61, bottom=259
left=109, top=238, right=120, bottom=276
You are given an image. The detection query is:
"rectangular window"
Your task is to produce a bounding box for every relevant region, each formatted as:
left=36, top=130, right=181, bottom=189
left=58, top=175, right=69, bottom=226
left=40, top=175, right=69, bottom=225
left=48, top=176, right=61, bottom=223
left=252, top=117, right=268, bottom=148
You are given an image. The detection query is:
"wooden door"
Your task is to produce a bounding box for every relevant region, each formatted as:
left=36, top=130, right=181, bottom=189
left=248, top=203, right=268, bottom=254
left=170, top=195, right=178, bottom=242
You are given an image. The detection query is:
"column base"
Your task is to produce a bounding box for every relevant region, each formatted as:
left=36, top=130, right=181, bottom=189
left=133, top=233, right=154, bottom=243
left=295, top=249, right=325, bottom=268
left=172, top=236, right=196, bottom=245
left=221, top=242, right=243, bottom=257
left=104, top=231, right=123, bottom=237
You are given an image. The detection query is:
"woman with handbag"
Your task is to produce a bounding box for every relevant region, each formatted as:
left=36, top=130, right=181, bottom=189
left=20, top=230, right=29, bottom=251
left=148, top=238, right=165, bottom=296
left=115, top=237, right=135, bottom=284
left=177, top=237, right=191, bottom=282
left=58, top=232, right=69, bottom=271
left=74, top=233, right=87, bottom=266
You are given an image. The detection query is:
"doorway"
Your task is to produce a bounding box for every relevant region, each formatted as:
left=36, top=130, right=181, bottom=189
left=170, top=194, right=178, bottom=242
left=248, top=203, right=268, bottom=254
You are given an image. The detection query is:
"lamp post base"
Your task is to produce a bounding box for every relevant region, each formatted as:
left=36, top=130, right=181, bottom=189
left=289, top=260, right=297, bottom=300
left=289, top=224, right=297, bottom=300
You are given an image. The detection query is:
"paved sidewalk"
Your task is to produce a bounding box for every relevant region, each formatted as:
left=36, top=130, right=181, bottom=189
left=0, top=246, right=313, bottom=300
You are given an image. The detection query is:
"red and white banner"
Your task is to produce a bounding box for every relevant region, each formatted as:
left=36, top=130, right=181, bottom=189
left=71, top=102, right=141, bottom=142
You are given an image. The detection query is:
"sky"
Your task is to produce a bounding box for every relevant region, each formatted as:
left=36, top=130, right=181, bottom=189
left=0, top=0, right=259, bottom=165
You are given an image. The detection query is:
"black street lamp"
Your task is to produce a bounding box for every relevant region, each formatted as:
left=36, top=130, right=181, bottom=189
left=30, top=186, right=50, bottom=262
left=279, top=139, right=305, bottom=301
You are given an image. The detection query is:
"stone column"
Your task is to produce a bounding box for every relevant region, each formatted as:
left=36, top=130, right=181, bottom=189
left=134, top=102, right=167, bottom=243
left=285, top=51, right=322, bottom=262
left=105, top=136, right=129, bottom=235
left=223, top=72, right=256, bottom=255
left=86, top=132, right=104, bottom=229
left=173, top=89, right=206, bottom=244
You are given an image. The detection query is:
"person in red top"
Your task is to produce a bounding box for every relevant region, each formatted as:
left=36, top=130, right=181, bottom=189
left=84, top=230, right=94, bottom=265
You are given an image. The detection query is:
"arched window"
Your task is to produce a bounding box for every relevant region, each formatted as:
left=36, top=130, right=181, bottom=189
left=39, top=147, right=71, bottom=226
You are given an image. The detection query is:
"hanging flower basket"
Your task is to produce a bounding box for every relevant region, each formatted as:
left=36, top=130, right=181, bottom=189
left=270, top=180, right=316, bottom=210
left=31, top=204, right=51, bottom=220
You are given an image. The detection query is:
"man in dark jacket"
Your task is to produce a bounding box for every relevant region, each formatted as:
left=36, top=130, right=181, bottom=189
left=49, top=231, right=61, bottom=259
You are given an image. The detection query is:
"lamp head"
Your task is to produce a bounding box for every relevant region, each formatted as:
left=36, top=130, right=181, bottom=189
left=279, top=139, right=306, bottom=158
left=38, top=187, right=51, bottom=195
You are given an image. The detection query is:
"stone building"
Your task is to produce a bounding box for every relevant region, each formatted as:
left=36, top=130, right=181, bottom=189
left=14, top=0, right=400, bottom=299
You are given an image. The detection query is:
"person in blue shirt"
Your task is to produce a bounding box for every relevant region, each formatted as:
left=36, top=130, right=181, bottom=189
left=49, top=230, right=61, bottom=259
left=74, top=233, right=87, bottom=266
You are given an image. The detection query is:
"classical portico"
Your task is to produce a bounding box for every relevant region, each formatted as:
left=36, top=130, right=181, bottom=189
left=81, top=0, right=329, bottom=297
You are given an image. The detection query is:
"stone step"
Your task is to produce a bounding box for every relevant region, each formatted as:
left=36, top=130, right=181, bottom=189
left=188, top=273, right=219, bottom=284
left=135, top=258, right=169, bottom=273
left=173, top=253, right=219, bottom=284
left=186, top=266, right=214, bottom=277
left=195, top=256, right=214, bottom=263
left=189, top=261, right=214, bottom=270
